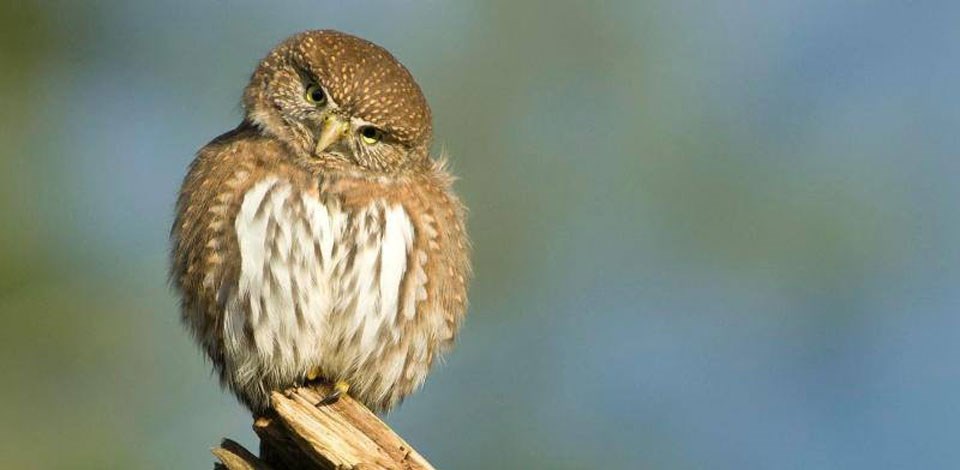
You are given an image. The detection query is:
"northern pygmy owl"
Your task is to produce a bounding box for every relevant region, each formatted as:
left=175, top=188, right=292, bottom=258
left=171, top=30, right=470, bottom=414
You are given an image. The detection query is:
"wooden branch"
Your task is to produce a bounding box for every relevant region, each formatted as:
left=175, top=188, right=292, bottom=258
left=212, top=384, right=436, bottom=470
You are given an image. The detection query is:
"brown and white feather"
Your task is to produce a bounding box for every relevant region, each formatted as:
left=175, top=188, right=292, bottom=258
left=172, top=35, right=470, bottom=412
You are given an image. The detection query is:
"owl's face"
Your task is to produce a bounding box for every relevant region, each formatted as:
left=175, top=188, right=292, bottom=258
left=243, top=30, right=432, bottom=172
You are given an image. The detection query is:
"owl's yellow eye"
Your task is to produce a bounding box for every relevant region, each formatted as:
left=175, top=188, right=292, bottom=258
left=359, top=126, right=383, bottom=145
left=305, top=84, right=326, bottom=105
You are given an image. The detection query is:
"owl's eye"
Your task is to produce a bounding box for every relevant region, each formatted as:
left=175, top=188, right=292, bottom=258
left=359, top=126, right=384, bottom=145
left=305, top=84, right=326, bottom=105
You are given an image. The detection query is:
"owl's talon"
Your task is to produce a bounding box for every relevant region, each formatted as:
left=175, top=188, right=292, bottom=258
left=317, top=390, right=341, bottom=406
left=306, top=367, right=321, bottom=382
left=317, top=380, right=350, bottom=406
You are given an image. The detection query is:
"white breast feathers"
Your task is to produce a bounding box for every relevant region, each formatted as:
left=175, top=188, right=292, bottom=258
left=222, top=176, right=419, bottom=399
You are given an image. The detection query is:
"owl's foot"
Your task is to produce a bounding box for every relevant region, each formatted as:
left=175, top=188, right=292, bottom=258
left=317, top=380, right=350, bottom=406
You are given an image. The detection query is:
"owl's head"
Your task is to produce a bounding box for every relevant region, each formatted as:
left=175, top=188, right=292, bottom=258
left=243, top=30, right=432, bottom=172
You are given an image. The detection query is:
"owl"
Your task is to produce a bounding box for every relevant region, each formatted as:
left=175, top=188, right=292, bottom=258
left=170, top=30, right=470, bottom=414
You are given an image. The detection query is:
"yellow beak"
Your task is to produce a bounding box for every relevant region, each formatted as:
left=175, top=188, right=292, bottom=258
left=315, top=114, right=349, bottom=155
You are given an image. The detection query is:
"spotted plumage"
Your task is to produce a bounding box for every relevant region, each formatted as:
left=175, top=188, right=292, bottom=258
left=171, top=30, right=470, bottom=413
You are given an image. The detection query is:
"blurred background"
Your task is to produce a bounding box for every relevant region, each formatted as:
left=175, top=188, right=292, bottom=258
left=1, top=1, right=958, bottom=468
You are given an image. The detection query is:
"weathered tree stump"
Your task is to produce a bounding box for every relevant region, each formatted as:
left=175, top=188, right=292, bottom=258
left=212, top=385, right=436, bottom=470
